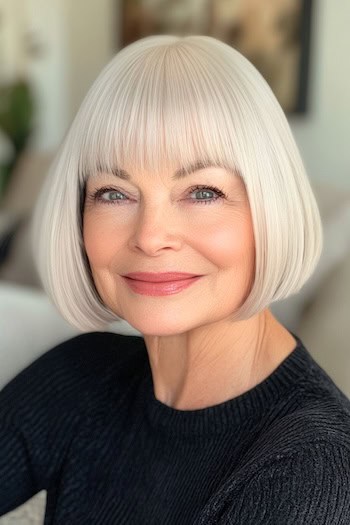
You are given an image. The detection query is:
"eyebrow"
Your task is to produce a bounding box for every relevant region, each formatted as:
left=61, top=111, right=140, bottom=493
left=96, top=160, right=231, bottom=181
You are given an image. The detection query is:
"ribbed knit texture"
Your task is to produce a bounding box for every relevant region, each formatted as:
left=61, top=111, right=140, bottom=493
left=1, top=332, right=350, bottom=524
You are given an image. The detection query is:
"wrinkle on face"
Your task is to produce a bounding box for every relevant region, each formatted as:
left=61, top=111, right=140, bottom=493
left=83, top=163, right=268, bottom=409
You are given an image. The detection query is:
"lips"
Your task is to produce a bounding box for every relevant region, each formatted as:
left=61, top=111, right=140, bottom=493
left=123, top=272, right=200, bottom=282
left=122, top=274, right=202, bottom=296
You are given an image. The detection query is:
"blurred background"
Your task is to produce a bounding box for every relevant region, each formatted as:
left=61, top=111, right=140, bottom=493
left=0, top=1, right=349, bottom=522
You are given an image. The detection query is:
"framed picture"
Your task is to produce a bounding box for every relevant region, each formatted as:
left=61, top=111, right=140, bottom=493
left=119, top=0, right=313, bottom=114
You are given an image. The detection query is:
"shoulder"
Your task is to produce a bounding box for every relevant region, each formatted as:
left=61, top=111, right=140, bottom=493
left=237, top=345, right=350, bottom=475
left=41, top=331, right=147, bottom=378
left=270, top=395, right=350, bottom=450
left=200, top=380, right=350, bottom=523
left=201, top=440, right=350, bottom=524
left=29, top=330, right=147, bottom=383
left=274, top=342, right=350, bottom=446
left=0, top=331, right=147, bottom=422
left=249, top=385, right=350, bottom=469
left=251, top=404, right=350, bottom=472
left=282, top=358, right=350, bottom=447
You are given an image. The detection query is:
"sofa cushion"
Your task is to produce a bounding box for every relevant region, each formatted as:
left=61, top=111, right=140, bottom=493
left=271, top=184, right=350, bottom=331
left=298, top=252, right=350, bottom=398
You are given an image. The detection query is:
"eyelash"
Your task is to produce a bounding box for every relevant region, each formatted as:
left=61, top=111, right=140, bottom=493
left=87, top=185, right=227, bottom=206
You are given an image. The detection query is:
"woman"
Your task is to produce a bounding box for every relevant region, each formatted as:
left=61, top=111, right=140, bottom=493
left=1, top=34, right=350, bottom=524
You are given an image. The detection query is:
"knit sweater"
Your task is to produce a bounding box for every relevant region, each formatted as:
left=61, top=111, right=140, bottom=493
left=1, top=332, right=350, bottom=524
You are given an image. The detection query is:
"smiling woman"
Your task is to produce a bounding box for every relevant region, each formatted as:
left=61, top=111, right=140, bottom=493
left=1, top=34, right=350, bottom=525
left=32, top=35, right=321, bottom=331
left=82, top=162, right=255, bottom=340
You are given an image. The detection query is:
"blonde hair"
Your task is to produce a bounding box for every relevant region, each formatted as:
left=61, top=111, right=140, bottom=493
left=31, top=34, right=323, bottom=331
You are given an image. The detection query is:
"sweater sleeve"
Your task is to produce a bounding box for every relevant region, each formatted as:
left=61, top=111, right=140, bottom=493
left=0, top=342, right=83, bottom=517
left=219, top=442, right=350, bottom=524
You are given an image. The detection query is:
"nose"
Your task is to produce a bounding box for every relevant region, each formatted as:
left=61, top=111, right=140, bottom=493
left=128, top=202, right=183, bottom=256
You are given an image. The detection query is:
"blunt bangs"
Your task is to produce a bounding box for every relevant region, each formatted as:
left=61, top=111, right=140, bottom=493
left=31, top=34, right=323, bottom=331
left=75, top=35, right=244, bottom=184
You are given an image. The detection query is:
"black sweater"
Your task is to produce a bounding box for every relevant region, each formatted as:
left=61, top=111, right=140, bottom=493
left=1, top=332, right=350, bottom=524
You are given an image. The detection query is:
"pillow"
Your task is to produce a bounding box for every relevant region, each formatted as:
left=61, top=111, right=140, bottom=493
left=0, top=490, right=46, bottom=524
left=0, top=282, right=79, bottom=389
left=298, top=252, right=350, bottom=399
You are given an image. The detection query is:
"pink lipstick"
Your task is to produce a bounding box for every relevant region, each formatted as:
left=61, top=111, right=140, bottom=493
left=121, top=272, right=202, bottom=296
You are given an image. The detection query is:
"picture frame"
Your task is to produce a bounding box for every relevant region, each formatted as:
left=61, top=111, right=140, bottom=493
left=119, top=0, right=313, bottom=114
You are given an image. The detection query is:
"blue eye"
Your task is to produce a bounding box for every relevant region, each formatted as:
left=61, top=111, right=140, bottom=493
left=88, top=185, right=226, bottom=206
left=90, top=188, right=129, bottom=205
left=101, top=190, right=126, bottom=201
left=189, top=185, right=226, bottom=205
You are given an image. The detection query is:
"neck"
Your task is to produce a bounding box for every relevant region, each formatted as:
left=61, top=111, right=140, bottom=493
left=143, top=309, right=297, bottom=410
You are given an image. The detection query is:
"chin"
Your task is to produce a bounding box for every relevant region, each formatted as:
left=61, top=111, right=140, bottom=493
left=130, top=323, right=187, bottom=337
left=122, top=314, right=195, bottom=337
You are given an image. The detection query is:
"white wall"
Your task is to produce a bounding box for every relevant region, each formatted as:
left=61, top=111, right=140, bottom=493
left=0, top=0, right=27, bottom=82
left=289, top=0, right=350, bottom=189
left=0, top=0, right=69, bottom=151
left=63, top=0, right=117, bottom=120
left=0, top=0, right=117, bottom=152
left=26, top=0, right=69, bottom=152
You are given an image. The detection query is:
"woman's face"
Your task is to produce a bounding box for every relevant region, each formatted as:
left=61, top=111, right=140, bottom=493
left=83, top=162, right=255, bottom=335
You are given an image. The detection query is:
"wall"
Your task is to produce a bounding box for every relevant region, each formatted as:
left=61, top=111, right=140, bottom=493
left=0, top=0, right=69, bottom=152
left=1, top=0, right=348, bottom=188
left=47, top=0, right=350, bottom=189
left=290, top=0, right=350, bottom=189
left=0, top=0, right=27, bottom=82
left=63, top=0, right=117, bottom=120
left=26, top=0, right=69, bottom=152
left=0, top=0, right=117, bottom=152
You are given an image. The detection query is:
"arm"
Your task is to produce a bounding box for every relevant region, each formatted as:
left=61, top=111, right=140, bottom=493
left=0, top=343, right=83, bottom=516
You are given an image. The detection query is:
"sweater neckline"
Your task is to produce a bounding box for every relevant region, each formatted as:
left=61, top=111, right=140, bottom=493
left=140, top=334, right=311, bottom=435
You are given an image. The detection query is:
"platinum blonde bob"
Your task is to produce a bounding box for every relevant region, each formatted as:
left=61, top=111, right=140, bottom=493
left=31, top=34, right=323, bottom=332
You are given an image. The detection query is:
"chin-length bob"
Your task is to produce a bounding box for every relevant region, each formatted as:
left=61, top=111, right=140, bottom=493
left=31, top=34, right=322, bottom=332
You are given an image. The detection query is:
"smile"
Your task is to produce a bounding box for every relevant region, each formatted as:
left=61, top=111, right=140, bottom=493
left=121, top=276, right=202, bottom=296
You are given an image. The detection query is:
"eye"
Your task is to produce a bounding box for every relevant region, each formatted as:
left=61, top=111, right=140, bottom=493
left=88, top=187, right=130, bottom=205
left=188, top=185, right=226, bottom=205
left=101, top=190, right=126, bottom=202
left=86, top=184, right=227, bottom=207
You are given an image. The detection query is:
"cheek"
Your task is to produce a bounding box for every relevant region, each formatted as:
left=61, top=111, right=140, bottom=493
left=196, top=216, right=255, bottom=269
left=83, top=207, right=255, bottom=273
left=83, top=214, right=119, bottom=267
